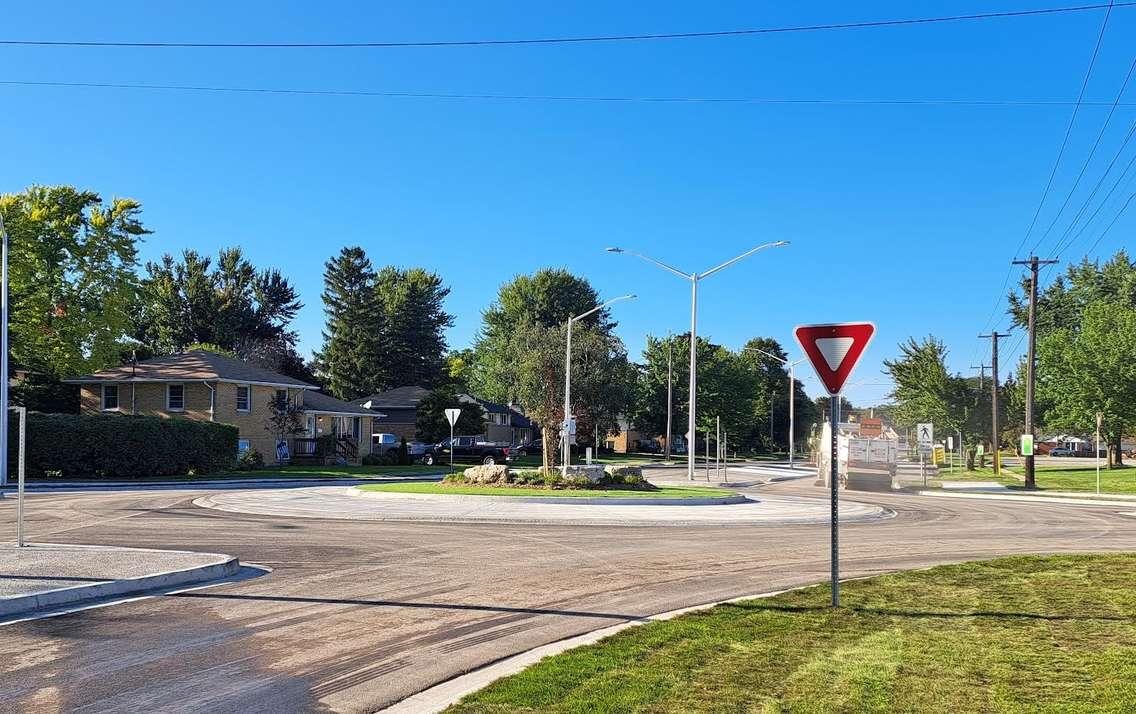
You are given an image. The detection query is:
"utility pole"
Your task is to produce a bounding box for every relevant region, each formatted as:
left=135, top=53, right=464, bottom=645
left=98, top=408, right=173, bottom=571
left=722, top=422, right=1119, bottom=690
left=1012, top=256, right=1058, bottom=489
left=970, top=364, right=991, bottom=391
left=665, top=332, right=673, bottom=462
left=978, top=331, right=1011, bottom=475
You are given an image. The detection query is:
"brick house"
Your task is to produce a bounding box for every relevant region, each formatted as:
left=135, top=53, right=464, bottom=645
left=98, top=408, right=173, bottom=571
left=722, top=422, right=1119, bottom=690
left=357, top=385, right=535, bottom=445
left=66, top=350, right=379, bottom=464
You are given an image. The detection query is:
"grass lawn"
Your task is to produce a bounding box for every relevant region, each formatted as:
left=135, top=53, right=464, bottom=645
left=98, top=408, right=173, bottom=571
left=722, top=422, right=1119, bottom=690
left=356, top=482, right=737, bottom=499
left=934, top=465, right=1136, bottom=494
left=450, top=554, right=1136, bottom=713
left=28, top=463, right=442, bottom=483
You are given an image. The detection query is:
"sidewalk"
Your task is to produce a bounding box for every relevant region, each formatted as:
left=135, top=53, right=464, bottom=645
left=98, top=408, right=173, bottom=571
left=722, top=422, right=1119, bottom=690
left=1, top=543, right=240, bottom=619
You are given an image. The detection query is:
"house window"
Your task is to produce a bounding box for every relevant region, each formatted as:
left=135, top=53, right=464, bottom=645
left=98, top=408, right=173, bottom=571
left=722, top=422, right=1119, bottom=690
left=275, top=389, right=288, bottom=405
left=167, top=384, right=185, bottom=411
left=237, top=438, right=250, bottom=454
left=236, top=384, right=251, bottom=412
left=352, top=417, right=361, bottom=440
left=101, top=384, right=119, bottom=411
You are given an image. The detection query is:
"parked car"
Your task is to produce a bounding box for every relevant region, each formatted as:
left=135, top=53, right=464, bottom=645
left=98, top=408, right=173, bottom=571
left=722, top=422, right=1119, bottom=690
left=514, top=439, right=543, bottom=456
left=372, top=433, right=400, bottom=455
left=1048, top=447, right=1076, bottom=457
left=423, top=436, right=512, bottom=466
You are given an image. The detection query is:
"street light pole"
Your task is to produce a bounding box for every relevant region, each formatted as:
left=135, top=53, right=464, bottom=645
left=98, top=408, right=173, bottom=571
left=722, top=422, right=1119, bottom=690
left=0, top=213, right=8, bottom=491
left=745, top=346, right=805, bottom=469
left=665, top=331, right=673, bottom=462
left=563, top=294, right=636, bottom=471
left=607, top=241, right=789, bottom=481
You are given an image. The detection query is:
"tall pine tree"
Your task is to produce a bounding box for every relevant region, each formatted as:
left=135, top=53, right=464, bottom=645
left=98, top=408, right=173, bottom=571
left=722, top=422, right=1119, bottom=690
left=375, top=266, right=452, bottom=388
left=317, top=247, right=386, bottom=400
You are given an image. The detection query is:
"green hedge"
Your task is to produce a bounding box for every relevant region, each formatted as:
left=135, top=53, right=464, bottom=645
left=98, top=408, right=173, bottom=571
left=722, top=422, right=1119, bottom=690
left=7, top=413, right=238, bottom=480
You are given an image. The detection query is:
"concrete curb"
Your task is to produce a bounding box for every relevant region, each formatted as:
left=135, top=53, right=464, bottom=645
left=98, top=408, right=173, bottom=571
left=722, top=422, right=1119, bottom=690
left=349, top=488, right=752, bottom=507
left=378, top=585, right=813, bottom=714
left=0, top=475, right=444, bottom=493
left=0, top=544, right=240, bottom=619
left=915, top=490, right=1136, bottom=507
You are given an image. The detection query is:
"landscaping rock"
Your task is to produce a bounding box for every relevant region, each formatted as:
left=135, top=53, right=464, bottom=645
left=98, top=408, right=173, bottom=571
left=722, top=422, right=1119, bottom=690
left=563, top=464, right=606, bottom=483
left=462, top=465, right=511, bottom=484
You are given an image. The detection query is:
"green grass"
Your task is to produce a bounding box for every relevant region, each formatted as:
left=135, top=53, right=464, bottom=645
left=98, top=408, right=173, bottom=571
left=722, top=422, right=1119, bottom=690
left=934, top=465, right=1136, bottom=494
left=449, top=554, right=1136, bottom=713
left=356, top=482, right=737, bottom=499
left=28, top=463, right=441, bottom=483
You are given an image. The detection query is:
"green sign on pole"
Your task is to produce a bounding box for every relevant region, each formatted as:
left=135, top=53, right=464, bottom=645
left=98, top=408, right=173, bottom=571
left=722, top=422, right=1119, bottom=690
left=1020, top=434, right=1034, bottom=457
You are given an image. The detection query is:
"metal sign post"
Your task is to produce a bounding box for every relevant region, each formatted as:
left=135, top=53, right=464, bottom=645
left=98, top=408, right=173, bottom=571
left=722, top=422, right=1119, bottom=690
left=795, top=322, right=876, bottom=609
left=15, top=406, right=25, bottom=546
left=444, top=408, right=461, bottom=474
left=1096, top=412, right=1103, bottom=495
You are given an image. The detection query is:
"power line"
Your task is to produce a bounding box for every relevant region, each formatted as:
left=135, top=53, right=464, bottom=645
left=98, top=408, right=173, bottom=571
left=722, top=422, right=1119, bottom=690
left=1030, top=51, right=1136, bottom=257
left=975, top=0, right=1116, bottom=344
left=2, top=3, right=1133, bottom=49
left=9, top=80, right=1136, bottom=106
left=1051, top=122, right=1136, bottom=256
left=1084, top=185, right=1136, bottom=253
left=1014, top=0, right=1116, bottom=261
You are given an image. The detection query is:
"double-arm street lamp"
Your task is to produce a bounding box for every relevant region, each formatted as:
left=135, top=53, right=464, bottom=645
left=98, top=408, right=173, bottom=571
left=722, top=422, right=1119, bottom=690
left=563, top=294, right=637, bottom=471
left=745, top=346, right=806, bottom=469
left=607, top=241, right=790, bottom=480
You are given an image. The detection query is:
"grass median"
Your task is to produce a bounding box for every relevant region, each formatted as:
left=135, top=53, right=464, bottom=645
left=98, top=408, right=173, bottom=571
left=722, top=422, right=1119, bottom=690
left=356, top=482, right=737, bottom=499
left=935, top=465, right=1135, bottom=493
left=449, top=554, right=1136, bottom=713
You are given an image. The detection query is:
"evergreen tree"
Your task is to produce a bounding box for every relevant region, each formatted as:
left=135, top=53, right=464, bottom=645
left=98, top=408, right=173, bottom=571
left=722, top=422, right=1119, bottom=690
left=138, top=247, right=306, bottom=377
left=316, top=247, right=385, bottom=400
left=374, top=266, right=452, bottom=388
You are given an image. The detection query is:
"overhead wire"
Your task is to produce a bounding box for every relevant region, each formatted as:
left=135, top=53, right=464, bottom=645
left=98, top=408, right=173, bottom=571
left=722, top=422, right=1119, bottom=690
left=2, top=3, right=1133, bottom=49
left=1029, top=50, right=1136, bottom=257
left=8, top=80, right=1136, bottom=107
left=972, top=0, right=1117, bottom=367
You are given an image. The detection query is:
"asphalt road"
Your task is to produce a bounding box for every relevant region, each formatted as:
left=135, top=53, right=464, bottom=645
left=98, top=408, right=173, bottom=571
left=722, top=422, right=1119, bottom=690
left=2, top=476, right=1135, bottom=713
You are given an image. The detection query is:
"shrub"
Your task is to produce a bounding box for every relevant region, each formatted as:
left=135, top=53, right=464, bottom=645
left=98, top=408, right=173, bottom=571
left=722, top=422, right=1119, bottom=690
left=237, top=448, right=265, bottom=471
left=512, top=470, right=544, bottom=486
left=604, top=465, right=645, bottom=486
left=397, top=438, right=410, bottom=466
left=8, top=413, right=238, bottom=480
left=540, top=470, right=564, bottom=488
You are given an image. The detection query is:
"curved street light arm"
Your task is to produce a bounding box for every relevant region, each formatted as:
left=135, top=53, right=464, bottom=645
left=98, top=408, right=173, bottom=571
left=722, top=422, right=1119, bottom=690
left=606, top=247, right=692, bottom=280
left=698, top=240, right=789, bottom=280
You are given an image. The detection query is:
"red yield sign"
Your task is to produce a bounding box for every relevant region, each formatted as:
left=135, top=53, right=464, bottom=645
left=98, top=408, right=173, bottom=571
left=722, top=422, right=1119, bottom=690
left=794, top=322, right=876, bottom=396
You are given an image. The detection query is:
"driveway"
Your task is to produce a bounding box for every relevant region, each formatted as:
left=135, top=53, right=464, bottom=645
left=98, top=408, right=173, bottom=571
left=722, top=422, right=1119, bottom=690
left=1, top=476, right=1134, bottom=713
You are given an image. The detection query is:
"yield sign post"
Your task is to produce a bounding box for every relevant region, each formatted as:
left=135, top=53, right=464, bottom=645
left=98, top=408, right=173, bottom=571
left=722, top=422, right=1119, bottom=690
left=794, top=322, right=876, bottom=608
left=444, top=408, right=462, bottom=474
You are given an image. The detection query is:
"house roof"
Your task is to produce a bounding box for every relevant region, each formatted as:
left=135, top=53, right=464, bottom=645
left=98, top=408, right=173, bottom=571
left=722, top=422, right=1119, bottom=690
left=356, top=385, right=430, bottom=410
left=64, top=350, right=316, bottom=389
left=304, top=390, right=384, bottom=418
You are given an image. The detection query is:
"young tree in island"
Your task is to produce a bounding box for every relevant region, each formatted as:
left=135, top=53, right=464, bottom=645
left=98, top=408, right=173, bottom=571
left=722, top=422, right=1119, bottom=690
left=508, top=320, right=627, bottom=472
left=470, top=269, right=612, bottom=404
left=1, top=185, right=150, bottom=411
left=316, top=247, right=386, bottom=400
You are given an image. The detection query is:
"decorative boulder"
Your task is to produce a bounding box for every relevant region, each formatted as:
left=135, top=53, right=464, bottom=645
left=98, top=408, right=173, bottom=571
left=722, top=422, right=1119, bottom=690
left=462, top=465, right=511, bottom=484
left=563, top=464, right=607, bottom=483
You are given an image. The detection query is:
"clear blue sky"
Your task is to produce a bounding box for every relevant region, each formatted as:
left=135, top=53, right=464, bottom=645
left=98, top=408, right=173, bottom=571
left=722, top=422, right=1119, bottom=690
left=4, top=1, right=1135, bottom=405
